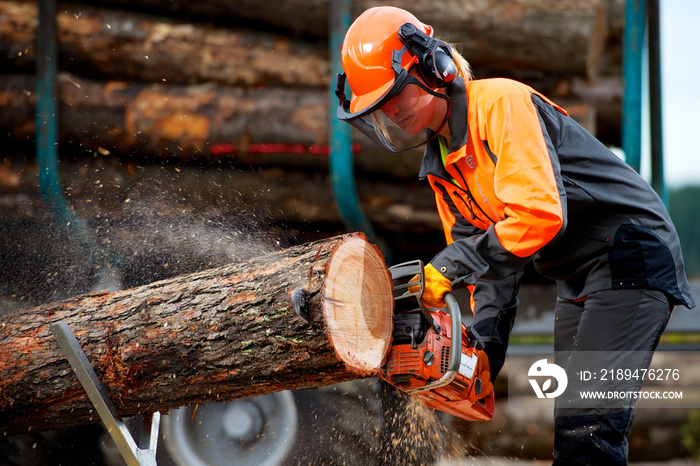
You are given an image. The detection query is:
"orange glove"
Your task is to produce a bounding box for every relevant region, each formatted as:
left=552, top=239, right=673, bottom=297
left=408, top=263, right=452, bottom=308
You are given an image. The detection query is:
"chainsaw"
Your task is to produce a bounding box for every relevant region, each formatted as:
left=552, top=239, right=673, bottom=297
left=379, top=260, right=495, bottom=421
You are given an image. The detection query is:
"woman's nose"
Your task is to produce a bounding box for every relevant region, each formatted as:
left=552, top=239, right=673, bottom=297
left=380, top=98, right=399, bottom=119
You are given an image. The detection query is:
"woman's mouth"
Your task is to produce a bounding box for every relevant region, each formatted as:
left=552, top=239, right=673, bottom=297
left=394, top=115, right=411, bottom=127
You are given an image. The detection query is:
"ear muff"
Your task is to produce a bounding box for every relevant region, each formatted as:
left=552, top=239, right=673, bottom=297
left=397, top=23, right=456, bottom=88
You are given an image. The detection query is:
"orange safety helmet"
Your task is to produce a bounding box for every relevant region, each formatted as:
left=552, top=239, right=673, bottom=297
left=335, top=6, right=455, bottom=152
left=341, top=6, right=432, bottom=114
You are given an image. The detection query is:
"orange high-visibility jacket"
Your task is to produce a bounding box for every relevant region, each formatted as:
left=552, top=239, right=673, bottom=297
left=421, top=78, right=694, bottom=309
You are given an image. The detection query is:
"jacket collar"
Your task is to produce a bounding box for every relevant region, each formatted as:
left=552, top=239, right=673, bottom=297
left=419, top=77, right=469, bottom=180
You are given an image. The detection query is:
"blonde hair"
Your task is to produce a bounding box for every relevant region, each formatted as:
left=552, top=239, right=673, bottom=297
left=371, top=43, right=472, bottom=149
left=449, top=43, right=473, bottom=81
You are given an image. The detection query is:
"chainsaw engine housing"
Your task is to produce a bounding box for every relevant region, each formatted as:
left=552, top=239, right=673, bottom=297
left=381, top=309, right=494, bottom=421
left=381, top=261, right=494, bottom=422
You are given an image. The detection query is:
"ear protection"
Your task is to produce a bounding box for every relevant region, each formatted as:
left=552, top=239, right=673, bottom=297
left=397, top=23, right=456, bottom=88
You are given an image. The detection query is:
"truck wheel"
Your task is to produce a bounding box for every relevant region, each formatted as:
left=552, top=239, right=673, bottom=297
left=160, top=390, right=297, bottom=466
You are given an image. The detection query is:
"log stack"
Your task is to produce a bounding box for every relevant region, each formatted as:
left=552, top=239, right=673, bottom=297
left=0, top=0, right=622, bottom=162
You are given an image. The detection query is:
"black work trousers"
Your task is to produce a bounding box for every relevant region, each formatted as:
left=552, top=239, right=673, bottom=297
left=552, top=288, right=671, bottom=466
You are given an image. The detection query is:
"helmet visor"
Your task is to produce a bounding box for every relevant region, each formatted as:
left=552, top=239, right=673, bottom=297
left=336, top=69, right=451, bottom=153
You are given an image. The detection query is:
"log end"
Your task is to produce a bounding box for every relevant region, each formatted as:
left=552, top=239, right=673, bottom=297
left=322, top=234, right=393, bottom=375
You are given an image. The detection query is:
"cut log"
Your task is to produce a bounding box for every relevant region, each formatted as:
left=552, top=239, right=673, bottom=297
left=0, top=73, right=330, bottom=157
left=0, top=233, right=393, bottom=435
left=1, top=0, right=610, bottom=82
left=107, top=0, right=608, bottom=76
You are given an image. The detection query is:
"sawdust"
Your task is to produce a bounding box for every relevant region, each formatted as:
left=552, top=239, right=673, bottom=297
left=378, top=386, right=468, bottom=466
left=289, top=379, right=470, bottom=466
left=0, top=159, right=285, bottom=310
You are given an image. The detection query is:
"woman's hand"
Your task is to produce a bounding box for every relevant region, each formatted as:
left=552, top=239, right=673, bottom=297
left=409, top=263, right=452, bottom=308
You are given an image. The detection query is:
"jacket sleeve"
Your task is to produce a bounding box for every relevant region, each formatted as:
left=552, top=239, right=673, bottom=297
left=431, top=85, right=567, bottom=285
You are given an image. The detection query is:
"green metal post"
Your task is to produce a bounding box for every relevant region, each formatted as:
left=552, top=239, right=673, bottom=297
left=647, top=0, right=667, bottom=205
left=622, top=0, right=646, bottom=173
left=36, top=0, right=65, bottom=214
left=36, top=0, right=121, bottom=291
left=328, top=0, right=384, bottom=251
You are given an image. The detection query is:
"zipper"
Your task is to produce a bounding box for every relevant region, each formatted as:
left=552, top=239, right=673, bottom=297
left=457, top=185, right=495, bottom=225
left=464, top=189, right=477, bottom=220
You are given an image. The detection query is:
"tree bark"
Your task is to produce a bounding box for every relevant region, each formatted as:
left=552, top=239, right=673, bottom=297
left=0, top=73, right=330, bottom=157
left=0, top=1, right=329, bottom=88
left=0, top=233, right=393, bottom=435
left=0, top=72, right=614, bottom=162
left=1, top=0, right=610, bottom=80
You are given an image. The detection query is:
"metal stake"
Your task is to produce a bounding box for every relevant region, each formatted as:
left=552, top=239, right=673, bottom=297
left=50, top=322, right=159, bottom=466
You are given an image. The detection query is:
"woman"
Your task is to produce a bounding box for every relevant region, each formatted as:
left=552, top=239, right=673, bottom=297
left=335, top=6, right=695, bottom=465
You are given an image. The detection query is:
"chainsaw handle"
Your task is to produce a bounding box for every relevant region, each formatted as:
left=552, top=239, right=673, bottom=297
left=443, top=292, right=463, bottom=373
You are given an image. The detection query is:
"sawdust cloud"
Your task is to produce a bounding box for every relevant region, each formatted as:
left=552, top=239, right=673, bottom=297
left=0, top=159, right=290, bottom=306
left=0, top=158, right=483, bottom=465
left=378, top=386, right=469, bottom=466
left=299, top=380, right=471, bottom=466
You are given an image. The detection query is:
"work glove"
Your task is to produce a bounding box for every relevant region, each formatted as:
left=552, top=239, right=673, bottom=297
left=409, top=263, right=452, bottom=308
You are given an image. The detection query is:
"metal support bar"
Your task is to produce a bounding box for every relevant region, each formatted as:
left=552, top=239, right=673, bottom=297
left=622, top=0, right=646, bottom=173
left=36, top=0, right=62, bottom=211
left=328, top=0, right=391, bottom=261
left=328, top=0, right=370, bottom=234
left=50, top=322, right=159, bottom=466
left=36, top=0, right=123, bottom=291
left=647, top=0, right=666, bottom=205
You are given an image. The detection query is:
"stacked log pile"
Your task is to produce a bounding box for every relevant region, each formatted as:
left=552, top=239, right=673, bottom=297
left=0, top=0, right=623, bottom=163
left=0, top=0, right=625, bottom=246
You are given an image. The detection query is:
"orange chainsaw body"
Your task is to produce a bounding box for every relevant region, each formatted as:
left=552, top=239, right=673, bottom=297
left=381, top=261, right=495, bottom=422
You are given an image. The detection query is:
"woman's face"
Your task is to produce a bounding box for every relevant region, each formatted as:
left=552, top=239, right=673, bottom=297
left=379, top=76, right=447, bottom=136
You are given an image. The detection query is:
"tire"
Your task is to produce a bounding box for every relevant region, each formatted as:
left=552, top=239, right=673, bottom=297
left=160, top=391, right=298, bottom=466
left=158, top=379, right=386, bottom=466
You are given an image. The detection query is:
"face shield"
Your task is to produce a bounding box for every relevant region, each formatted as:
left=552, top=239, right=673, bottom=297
left=335, top=46, right=452, bottom=153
